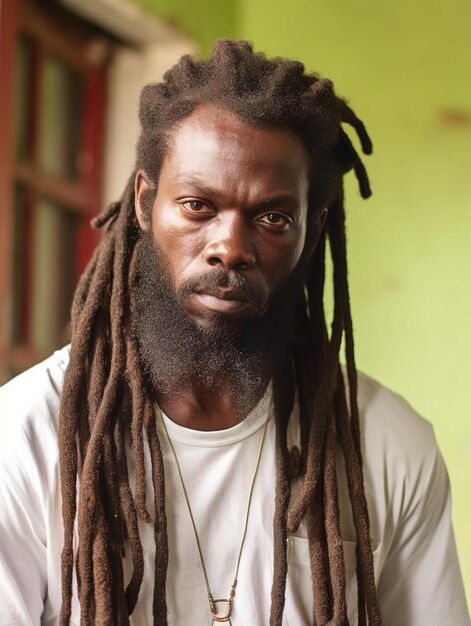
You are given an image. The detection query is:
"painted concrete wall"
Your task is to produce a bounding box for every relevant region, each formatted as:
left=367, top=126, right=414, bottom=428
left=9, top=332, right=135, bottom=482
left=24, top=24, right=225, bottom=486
left=133, top=0, right=237, bottom=53
left=135, top=0, right=471, bottom=603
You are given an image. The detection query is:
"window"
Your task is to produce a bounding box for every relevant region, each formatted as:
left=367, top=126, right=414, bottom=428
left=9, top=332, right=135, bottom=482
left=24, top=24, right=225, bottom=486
left=0, top=0, right=111, bottom=380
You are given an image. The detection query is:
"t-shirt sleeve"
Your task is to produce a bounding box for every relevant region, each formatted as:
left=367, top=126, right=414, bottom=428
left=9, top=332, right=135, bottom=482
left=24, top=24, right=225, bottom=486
left=377, top=436, right=470, bottom=626
left=0, top=350, right=67, bottom=626
left=0, top=395, right=47, bottom=625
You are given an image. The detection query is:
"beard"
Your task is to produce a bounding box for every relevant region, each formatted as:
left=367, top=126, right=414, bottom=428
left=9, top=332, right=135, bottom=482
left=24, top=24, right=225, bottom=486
left=131, top=231, right=303, bottom=417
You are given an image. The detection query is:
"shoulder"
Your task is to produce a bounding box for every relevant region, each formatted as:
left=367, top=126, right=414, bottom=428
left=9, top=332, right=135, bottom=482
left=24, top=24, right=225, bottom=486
left=0, top=346, right=70, bottom=462
left=354, top=374, right=470, bottom=625
left=356, top=370, right=436, bottom=465
left=353, top=371, right=445, bottom=544
left=0, top=348, right=70, bottom=624
left=355, top=369, right=439, bottom=497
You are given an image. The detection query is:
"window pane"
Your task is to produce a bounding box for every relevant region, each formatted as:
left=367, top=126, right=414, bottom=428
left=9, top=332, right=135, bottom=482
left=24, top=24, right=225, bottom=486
left=56, top=209, right=78, bottom=340
left=11, top=185, right=28, bottom=343
left=38, top=55, right=83, bottom=180
left=30, top=199, right=78, bottom=351
left=14, top=36, right=32, bottom=161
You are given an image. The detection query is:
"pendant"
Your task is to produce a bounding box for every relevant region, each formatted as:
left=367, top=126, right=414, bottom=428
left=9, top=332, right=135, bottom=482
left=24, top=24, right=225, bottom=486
left=210, top=598, right=233, bottom=623
left=209, top=592, right=234, bottom=624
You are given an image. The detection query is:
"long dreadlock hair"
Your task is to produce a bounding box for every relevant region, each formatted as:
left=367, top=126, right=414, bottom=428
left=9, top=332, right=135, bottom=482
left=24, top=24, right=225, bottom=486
left=59, top=39, right=381, bottom=626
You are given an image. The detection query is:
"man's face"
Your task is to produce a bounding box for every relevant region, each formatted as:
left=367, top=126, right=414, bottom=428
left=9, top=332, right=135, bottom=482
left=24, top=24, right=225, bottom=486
left=135, top=103, right=310, bottom=331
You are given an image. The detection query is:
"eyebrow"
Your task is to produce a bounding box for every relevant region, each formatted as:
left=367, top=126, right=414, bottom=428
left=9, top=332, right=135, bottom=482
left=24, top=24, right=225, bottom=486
left=175, top=177, right=218, bottom=197
left=175, top=177, right=300, bottom=208
left=256, top=197, right=299, bottom=210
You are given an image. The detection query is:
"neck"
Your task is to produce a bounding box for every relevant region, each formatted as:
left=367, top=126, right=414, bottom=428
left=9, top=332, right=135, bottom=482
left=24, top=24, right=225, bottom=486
left=155, top=377, right=269, bottom=431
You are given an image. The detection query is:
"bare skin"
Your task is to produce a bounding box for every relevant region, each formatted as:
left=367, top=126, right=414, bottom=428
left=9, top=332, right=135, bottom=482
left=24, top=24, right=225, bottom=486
left=135, top=103, right=313, bottom=430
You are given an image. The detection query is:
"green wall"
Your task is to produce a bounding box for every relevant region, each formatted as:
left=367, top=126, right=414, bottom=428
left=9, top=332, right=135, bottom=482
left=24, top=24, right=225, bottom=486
left=133, top=0, right=237, bottom=53
left=136, top=0, right=471, bottom=603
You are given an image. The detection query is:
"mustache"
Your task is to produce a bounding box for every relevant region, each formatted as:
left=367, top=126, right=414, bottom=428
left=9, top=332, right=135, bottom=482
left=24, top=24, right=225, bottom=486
left=178, top=268, right=268, bottom=314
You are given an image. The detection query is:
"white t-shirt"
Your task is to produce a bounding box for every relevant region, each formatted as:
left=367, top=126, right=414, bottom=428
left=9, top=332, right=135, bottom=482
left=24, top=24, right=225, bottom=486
left=0, top=346, right=469, bottom=626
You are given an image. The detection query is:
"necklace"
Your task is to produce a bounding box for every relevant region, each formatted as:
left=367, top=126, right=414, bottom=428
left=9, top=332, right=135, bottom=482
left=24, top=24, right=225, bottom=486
left=158, top=402, right=271, bottom=625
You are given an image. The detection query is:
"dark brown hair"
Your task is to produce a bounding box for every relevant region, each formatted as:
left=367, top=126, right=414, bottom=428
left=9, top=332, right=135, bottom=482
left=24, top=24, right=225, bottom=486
left=59, top=39, right=381, bottom=625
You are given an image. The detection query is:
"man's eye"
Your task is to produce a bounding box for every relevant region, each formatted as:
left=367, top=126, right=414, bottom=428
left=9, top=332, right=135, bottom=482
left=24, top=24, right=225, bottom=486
left=181, top=200, right=209, bottom=213
left=257, top=212, right=291, bottom=229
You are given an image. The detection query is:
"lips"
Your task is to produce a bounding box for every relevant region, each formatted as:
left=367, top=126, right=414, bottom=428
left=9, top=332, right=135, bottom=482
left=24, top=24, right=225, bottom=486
left=194, top=286, right=248, bottom=302
left=181, top=271, right=267, bottom=320
left=192, top=286, right=251, bottom=315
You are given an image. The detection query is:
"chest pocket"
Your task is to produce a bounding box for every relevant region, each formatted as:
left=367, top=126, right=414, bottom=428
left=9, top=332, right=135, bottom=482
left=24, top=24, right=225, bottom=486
left=283, top=536, right=381, bottom=626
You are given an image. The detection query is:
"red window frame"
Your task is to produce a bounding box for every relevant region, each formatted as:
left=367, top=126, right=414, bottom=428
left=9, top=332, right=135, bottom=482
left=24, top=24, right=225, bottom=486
left=0, top=0, right=109, bottom=380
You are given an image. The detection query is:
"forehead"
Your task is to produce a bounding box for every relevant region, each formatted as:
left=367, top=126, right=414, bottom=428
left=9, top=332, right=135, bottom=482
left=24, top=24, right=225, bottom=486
left=159, top=103, right=310, bottom=197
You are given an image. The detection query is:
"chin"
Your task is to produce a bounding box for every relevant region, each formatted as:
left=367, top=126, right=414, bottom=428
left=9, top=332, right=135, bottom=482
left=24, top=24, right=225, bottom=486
left=190, top=312, right=251, bottom=335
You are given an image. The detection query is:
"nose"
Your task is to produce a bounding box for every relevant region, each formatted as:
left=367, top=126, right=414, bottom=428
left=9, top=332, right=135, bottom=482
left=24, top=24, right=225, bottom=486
left=203, top=213, right=256, bottom=271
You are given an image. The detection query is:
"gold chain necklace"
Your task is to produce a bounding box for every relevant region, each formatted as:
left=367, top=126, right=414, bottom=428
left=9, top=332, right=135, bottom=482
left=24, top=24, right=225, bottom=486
left=158, top=402, right=271, bottom=625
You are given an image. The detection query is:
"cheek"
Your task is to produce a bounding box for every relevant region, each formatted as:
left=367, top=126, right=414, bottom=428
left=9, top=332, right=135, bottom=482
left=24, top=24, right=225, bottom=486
left=291, top=230, right=307, bottom=267
left=151, top=212, right=204, bottom=286
left=287, top=218, right=309, bottom=271
left=263, top=234, right=306, bottom=288
left=280, top=222, right=307, bottom=269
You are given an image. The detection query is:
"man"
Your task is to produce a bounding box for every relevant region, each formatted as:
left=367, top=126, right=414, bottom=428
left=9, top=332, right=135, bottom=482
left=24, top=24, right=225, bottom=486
left=0, top=39, right=468, bottom=626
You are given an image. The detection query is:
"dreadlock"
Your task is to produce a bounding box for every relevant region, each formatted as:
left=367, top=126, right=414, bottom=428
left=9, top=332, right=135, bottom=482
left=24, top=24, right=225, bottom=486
left=58, top=39, right=381, bottom=625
